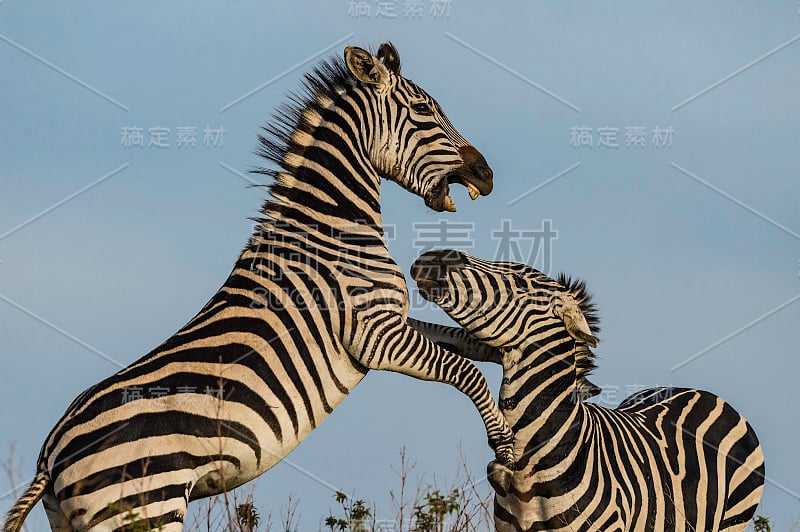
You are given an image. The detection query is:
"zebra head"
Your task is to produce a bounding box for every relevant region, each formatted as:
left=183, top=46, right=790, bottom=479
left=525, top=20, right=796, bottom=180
left=410, top=250, right=599, bottom=350
left=344, top=43, right=494, bottom=212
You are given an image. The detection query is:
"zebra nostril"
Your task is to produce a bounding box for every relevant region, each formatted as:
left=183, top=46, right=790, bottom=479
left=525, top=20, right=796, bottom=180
left=458, top=146, right=494, bottom=195
left=472, top=161, right=493, bottom=183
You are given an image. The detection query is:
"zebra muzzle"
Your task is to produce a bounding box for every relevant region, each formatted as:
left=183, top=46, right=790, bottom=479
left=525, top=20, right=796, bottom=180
left=456, top=145, right=494, bottom=197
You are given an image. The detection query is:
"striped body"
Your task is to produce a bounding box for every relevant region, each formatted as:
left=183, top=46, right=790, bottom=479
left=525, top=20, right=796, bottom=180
left=4, top=44, right=513, bottom=532
left=411, top=250, right=765, bottom=532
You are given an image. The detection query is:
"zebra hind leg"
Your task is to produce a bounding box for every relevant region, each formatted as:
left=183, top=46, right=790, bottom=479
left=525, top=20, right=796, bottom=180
left=63, top=482, right=190, bottom=531
left=42, top=490, right=76, bottom=531
left=486, top=460, right=513, bottom=497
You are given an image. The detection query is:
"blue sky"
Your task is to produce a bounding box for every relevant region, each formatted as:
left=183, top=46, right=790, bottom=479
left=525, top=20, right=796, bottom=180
left=1, top=1, right=799, bottom=529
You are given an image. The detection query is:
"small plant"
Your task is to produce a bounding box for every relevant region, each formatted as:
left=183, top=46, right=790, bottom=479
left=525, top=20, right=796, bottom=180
left=279, top=492, right=300, bottom=532
left=106, top=501, right=163, bottom=532
left=236, top=501, right=260, bottom=531
left=412, top=489, right=459, bottom=532
left=324, top=491, right=372, bottom=531
left=754, top=515, right=772, bottom=532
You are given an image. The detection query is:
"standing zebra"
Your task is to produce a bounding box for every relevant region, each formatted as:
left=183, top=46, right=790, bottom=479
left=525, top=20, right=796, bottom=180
left=411, top=250, right=765, bottom=532
left=3, top=43, right=514, bottom=532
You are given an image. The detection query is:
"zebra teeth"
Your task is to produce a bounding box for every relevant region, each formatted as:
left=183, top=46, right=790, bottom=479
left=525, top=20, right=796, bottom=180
left=466, top=182, right=480, bottom=200
left=445, top=195, right=457, bottom=212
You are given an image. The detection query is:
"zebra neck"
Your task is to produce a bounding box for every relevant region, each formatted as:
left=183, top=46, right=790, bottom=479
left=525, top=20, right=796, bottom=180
left=502, top=338, right=585, bottom=467
left=262, top=98, right=385, bottom=232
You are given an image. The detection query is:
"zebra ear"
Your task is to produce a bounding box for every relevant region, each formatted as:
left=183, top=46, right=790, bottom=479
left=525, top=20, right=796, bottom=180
left=558, top=297, right=599, bottom=348
left=377, top=42, right=401, bottom=74
left=344, top=46, right=390, bottom=87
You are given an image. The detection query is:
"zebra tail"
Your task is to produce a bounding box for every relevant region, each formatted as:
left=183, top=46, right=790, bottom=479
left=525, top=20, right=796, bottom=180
left=2, top=470, right=49, bottom=532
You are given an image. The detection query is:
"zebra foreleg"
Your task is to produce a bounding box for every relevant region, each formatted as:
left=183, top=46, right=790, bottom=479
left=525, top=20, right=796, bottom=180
left=406, top=318, right=503, bottom=363
left=352, top=314, right=515, bottom=465
left=408, top=318, right=602, bottom=402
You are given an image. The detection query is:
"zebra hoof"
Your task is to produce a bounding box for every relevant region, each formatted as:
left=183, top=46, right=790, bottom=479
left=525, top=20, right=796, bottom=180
left=487, top=461, right=513, bottom=497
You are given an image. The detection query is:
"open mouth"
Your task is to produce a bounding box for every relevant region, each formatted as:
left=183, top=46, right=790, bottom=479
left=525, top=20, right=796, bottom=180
left=422, top=146, right=493, bottom=212
left=425, top=171, right=485, bottom=212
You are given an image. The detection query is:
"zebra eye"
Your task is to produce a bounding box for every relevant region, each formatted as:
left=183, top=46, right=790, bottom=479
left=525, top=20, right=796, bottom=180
left=513, top=275, right=528, bottom=291
left=411, top=102, right=433, bottom=116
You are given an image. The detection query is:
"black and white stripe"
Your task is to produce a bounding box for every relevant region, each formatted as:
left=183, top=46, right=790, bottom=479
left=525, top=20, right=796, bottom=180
left=3, top=43, right=513, bottom=532
left=412, top=249, right=765, bottom=532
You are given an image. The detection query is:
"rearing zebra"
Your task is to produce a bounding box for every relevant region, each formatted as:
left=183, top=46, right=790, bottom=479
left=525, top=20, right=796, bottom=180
left=3, top=43, right=514, bottom=532
left=411, top=250, right=765, bottom=532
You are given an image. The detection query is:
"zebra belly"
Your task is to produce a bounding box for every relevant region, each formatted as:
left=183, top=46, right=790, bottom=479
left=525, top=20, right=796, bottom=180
left=189, top=358, right=368, bottom=499
left=45, top=342, right=368, bottom=527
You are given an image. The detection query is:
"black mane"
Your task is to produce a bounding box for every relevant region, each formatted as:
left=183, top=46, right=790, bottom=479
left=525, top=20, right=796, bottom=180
left=246, top=42, right=405, bottom=227
left=556, top=273, right=600, bottom=334
left=250, top=55, right=355, bottom=219
left=556, top=273, right=601, bottom=380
